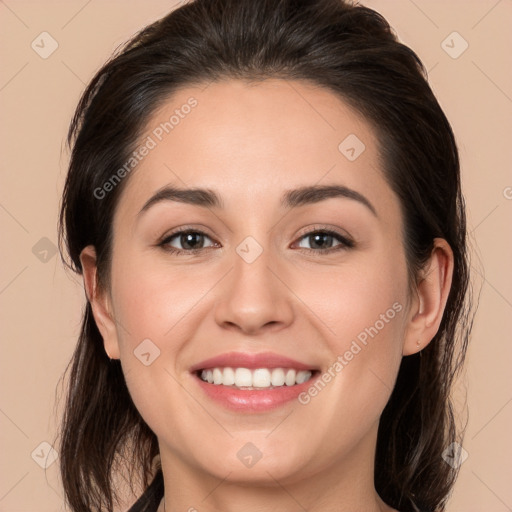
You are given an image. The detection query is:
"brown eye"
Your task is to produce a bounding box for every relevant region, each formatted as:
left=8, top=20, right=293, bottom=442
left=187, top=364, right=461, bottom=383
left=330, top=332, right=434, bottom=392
left=160, top=230, right=216, bottom=253
left=295, top=230, right=354, bottom=252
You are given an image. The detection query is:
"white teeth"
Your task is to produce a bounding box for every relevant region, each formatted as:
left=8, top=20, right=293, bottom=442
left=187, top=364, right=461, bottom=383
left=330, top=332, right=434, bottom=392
left=201, top=369, right=214, bottom=383
left=295, top=370, right=311, bottom=384
left=271, top=368, right=285, bottom=386
left=252, top=368, right=271, bottom=388
left=222, top=367, right=235, bottom=386
left=199, top=367, right=313, bottom=388
left=212, top=368, right=223, bottom=385
left=235, top=368, right=253, bottom=387
left=285, top=369, right=296, bottom=386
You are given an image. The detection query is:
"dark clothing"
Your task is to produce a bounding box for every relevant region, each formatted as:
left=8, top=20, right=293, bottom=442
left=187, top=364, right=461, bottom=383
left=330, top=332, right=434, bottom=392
left=126, top=468, right=164, bottom=512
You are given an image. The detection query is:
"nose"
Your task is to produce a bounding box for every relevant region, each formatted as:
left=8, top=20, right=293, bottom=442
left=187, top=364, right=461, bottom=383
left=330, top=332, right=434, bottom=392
left=214, top=245, right=295, bottom=335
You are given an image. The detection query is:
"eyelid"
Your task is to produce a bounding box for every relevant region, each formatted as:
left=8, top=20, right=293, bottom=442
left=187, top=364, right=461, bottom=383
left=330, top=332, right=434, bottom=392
left=159, top=225, right=218, bottom=250
left=293, top=224, right=354, bottom=246
left=159, top=224, right=215, bottom=242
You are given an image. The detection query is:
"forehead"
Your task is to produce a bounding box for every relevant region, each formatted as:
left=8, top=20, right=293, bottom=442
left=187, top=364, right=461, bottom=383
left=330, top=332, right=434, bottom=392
left=114, top=78, right=395, bottom=222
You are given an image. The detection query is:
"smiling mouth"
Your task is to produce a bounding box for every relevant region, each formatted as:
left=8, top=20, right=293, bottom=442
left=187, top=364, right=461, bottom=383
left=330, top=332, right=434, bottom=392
left=196, top=367, right=318, bottom=389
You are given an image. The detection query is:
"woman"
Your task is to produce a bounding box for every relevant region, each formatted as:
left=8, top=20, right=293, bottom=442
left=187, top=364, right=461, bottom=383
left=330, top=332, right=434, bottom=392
left=57, top=0, right=474, bottom=511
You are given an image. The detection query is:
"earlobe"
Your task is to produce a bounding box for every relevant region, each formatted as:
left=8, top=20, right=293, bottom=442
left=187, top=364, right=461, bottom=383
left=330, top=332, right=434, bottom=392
left=79, top=245, right=121, bottom=360
left=402, top=238, right=454, bottom=356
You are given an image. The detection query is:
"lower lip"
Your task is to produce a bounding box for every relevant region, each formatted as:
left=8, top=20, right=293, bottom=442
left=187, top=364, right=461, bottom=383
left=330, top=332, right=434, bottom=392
left=193, top=373, right=318, bottom=412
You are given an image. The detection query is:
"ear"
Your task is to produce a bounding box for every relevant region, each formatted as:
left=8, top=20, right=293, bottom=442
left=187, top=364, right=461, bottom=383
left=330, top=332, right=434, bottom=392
left=402, top=238, right=454, bottom=356
left=80, top=245, right=120, bottom=359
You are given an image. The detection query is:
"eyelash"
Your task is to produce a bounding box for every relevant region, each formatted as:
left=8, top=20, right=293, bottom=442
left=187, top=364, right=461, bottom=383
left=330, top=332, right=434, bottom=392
left=158, top=226, right=355, bottom=256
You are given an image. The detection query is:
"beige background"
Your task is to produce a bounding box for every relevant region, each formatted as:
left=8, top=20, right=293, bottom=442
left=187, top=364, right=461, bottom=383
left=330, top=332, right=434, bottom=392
left=0, top=1, right=511, bottom=510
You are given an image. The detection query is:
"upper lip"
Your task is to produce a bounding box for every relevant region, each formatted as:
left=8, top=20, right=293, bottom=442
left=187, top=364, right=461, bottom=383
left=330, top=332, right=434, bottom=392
left=190, top=351, right=318, bottom=372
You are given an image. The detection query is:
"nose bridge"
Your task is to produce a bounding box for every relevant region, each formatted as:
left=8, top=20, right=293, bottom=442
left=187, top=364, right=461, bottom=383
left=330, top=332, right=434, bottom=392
left=213, top=234, right=294, bottom=334
left=233, top=235, right=275, bottom=295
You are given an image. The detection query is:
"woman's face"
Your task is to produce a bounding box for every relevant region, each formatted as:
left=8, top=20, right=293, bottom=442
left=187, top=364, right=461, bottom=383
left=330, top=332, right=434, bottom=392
left=97, top=79, right=417, bottom=487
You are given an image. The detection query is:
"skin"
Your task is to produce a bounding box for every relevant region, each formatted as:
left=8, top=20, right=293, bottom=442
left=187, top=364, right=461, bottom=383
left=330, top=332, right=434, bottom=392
left=81, top=79, right=453, bottom=512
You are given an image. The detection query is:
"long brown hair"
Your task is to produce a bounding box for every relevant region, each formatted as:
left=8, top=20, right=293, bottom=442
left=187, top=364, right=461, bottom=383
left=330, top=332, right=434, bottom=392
left=56, top=0, right=475, bottom=510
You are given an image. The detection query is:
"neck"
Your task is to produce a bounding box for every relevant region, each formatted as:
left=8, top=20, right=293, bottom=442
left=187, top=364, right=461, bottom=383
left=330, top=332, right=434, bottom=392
left=156, top=423, right=396, bottom=512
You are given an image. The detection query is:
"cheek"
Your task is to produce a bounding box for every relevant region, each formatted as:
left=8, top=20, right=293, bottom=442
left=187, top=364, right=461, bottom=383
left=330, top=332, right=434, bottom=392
left=110, top=255, right=211, bottom=348
left=297, top=249, right=408, bottom=349
left=107, top=255, right=221, bottom=424
left=108, top=271, right=191, bottom=441
left=293, top=251, right=407, bottom=416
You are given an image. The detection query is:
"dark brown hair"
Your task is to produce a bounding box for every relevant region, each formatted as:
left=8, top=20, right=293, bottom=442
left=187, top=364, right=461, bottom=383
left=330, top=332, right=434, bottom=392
left=56, top=0, right=474, bottom=511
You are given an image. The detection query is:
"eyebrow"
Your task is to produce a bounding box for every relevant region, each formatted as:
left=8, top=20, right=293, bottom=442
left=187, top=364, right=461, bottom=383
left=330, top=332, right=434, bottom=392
left=138, top=184, right=377, bottom=217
